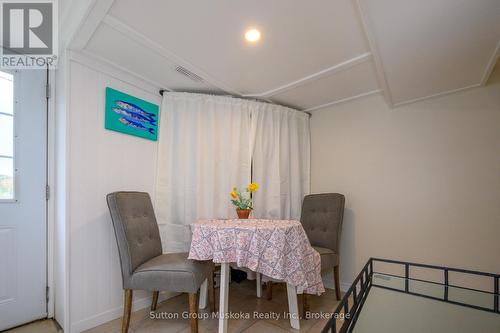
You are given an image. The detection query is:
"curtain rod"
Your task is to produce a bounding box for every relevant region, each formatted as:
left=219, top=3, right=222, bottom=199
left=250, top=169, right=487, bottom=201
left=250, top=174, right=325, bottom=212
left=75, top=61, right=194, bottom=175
left=158, top=89, right=311, bottom=117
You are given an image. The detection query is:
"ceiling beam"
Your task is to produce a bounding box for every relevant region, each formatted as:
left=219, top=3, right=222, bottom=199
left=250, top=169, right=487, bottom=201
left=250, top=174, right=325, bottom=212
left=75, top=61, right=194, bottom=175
left=243, top=52, right=372, bottom=98
left=354, top=0, right=394, bottom=107
left=303, top=89, right=382, bottom=112
left=480, top=39, right=500, bottom=86
left=68, top=0, right=116, bottom=50
left=102, top=15, right=243, bottom=96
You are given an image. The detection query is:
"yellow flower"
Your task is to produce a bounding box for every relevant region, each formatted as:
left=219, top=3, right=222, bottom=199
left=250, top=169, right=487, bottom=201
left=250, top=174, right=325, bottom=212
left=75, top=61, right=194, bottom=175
left=247, top=183, right=259, bottom=192
left=230, top=191, right=238, bottom=199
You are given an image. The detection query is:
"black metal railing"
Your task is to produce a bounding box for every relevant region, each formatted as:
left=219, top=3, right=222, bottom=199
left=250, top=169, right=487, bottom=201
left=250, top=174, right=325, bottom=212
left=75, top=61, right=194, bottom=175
left=322, top=258, right=500, bottom=333
left=370, top=258, right=500, bottom=314
left=321, top=258, right=373, bottom=333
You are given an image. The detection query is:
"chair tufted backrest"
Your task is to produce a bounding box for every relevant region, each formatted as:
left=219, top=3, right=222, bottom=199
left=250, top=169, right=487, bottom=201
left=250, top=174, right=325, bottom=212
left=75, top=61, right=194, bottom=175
left=107, top=192, right=163, bottom=280
left=300, top=193, right=345, bottom=253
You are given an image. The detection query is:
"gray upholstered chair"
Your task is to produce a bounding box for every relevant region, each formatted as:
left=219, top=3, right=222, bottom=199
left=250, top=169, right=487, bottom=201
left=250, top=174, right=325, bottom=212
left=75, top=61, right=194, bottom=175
left=263, top=193, right=345, bottom=310
left=107, top=191, right=214, bottom=333
left=300, top=193, right=345, bottom=315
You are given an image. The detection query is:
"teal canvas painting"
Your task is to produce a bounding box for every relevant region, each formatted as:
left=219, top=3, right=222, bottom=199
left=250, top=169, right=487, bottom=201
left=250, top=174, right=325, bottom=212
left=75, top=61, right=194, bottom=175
left=105, top=87, right=159, bottom=141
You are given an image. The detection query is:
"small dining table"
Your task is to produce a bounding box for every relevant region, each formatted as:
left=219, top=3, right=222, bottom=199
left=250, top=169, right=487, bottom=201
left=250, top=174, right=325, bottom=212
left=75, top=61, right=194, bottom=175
left=188, top=218, right=325, bottom=333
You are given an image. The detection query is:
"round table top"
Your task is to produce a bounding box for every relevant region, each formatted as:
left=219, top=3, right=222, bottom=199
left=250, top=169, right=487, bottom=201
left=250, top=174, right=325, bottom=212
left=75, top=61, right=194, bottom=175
left=192, top=218, right=301, bottom=229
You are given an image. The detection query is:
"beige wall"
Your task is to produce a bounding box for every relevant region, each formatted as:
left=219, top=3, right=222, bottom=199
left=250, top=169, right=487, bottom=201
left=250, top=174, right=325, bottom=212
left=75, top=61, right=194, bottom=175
left=311, top=69, right=500, bottom=287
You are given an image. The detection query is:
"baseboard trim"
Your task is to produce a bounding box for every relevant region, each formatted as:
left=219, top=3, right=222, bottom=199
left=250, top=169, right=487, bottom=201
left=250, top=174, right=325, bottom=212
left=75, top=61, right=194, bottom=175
left=322, top=273, right=350, bottom=293
left=340, top=282, right=351, bottom=293
left=323, top=281, right=350, bottom=292
left=321, top=268, right=352, bottom=293
left=70, top=292, right=178, bottom=333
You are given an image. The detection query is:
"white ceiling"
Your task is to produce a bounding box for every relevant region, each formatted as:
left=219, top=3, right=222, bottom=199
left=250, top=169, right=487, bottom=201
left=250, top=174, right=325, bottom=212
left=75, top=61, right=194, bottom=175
left=69, top=0, right=500, bottom=111
left=361, top=0, right=500, bottom=106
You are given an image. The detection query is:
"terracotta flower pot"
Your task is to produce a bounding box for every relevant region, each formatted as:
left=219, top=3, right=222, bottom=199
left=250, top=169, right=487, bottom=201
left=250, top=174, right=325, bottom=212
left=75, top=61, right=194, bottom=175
left=236, top=209, right=251, bottom=219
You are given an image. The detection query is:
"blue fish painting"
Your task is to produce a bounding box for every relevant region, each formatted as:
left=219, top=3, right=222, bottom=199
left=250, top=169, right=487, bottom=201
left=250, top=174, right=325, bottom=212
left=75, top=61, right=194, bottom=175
left=115, top=100, right=157, bottom=119
left=119, top=117, right=156, bottom=134
left=105, top=87, right=159, bottom=141
left=112, top=107, right=156, bottom=126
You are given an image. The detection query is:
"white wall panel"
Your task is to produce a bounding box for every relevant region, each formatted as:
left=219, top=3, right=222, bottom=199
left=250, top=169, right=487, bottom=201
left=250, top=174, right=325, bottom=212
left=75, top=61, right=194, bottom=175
left=68, top=61, right=162, bottom=332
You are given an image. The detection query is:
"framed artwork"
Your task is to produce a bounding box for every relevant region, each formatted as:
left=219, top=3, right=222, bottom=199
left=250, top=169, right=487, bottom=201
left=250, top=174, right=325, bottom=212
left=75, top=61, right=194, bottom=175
left=105, top=87, right=159, bottom=141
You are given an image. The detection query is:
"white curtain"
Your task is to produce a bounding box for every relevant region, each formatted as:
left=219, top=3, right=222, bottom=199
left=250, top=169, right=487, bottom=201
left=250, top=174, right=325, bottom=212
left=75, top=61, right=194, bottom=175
left=155, top=93, right=251, bottom=252
left=155, top=93, right=310, bottom=252
left=250, top=103, right=310, bottom=220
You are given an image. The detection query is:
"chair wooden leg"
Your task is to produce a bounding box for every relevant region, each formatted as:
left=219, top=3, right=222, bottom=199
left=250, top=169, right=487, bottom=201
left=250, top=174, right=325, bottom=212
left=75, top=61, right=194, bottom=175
left=188, top=292, right=198, bottom=333
left=334, top=265, right=341, bottom=301
left=302, top=294, right=310, bottom=319
left=256, top=272, right=262, bottom=298
left=122, top=289, right=133, bottom=333
left=266, top=281, right=273, bottom=300
left=208, top=271, right=215, bottom=312
left=151, top=291, right=159, bottom=311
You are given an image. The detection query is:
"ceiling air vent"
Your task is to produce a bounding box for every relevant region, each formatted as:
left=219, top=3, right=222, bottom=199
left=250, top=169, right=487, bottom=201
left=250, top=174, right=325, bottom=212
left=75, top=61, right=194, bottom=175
left=175, top=66, right=205, bottom=83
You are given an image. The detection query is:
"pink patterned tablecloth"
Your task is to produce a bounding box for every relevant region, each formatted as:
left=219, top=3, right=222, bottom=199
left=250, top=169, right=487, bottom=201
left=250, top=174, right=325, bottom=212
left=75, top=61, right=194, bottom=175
left=188, top=219, right=325, bottom=295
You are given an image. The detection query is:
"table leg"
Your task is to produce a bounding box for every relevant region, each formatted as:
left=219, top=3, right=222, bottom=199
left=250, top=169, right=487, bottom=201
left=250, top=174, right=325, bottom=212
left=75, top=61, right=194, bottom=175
left=198, top=278, right=208, bottom=309
left=218, top=263, right=230, bottom=333
left=256, top=272, right=262, bottom=298
left=286, top=283, right=300, bottom=330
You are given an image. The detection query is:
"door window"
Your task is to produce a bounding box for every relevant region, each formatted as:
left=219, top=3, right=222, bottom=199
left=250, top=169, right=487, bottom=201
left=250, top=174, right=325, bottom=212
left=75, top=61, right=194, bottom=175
left=0, top=71, right=14, bottom=200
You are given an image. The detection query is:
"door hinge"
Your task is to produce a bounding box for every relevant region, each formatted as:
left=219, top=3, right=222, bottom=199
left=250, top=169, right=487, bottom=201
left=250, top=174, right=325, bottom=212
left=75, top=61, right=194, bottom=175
left=45, top=83, right=51, bottom=99
left=45, top=184, right=50, bottom=200
left=46, top=286, right=50, bottom=303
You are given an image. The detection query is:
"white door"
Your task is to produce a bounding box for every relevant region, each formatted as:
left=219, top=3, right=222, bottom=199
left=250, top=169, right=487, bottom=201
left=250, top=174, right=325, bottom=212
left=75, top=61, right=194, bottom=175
left=0, top=69, right=47, bottom=330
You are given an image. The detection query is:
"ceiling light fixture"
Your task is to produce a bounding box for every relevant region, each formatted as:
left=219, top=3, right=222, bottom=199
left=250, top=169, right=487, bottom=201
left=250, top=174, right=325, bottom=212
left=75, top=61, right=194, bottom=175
left=245, top=29, right=261, bottom=42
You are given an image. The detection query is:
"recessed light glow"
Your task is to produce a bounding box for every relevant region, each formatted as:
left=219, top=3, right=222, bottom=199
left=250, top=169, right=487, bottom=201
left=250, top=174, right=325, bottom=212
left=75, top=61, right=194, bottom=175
left=245, top=29, right=261, bottom=42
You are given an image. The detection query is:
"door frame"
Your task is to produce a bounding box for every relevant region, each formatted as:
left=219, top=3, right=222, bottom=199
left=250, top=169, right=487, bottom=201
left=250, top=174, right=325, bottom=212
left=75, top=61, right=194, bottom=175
left=46, top=68, right=56, bottom=318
